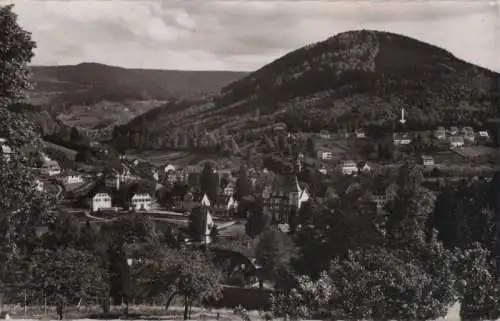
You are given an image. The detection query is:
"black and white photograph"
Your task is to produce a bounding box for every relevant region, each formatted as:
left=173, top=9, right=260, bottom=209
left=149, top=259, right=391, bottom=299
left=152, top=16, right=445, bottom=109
left=1, top=0, right=500, bottom=320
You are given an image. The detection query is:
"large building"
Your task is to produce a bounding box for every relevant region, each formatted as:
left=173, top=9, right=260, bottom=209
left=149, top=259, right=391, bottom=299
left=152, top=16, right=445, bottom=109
left=262, top=175, right=309, bottom=224
left=92, top=193, right=112, bottom=212
left=131, top=193, right=153, bottom=211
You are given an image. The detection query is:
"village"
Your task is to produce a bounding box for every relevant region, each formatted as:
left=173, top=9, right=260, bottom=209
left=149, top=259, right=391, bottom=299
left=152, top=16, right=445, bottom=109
left=0, top=122, right=495, bottom=250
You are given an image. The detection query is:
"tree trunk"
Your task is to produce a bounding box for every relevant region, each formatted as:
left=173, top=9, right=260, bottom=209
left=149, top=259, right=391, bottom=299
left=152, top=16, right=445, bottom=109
left=56, top=302, right=63, bottom=320
left=165, top=292, right=177, bottom=311
left=101, top=296, right=110, bottom=314
left=183, top=295, right=189, bottom=320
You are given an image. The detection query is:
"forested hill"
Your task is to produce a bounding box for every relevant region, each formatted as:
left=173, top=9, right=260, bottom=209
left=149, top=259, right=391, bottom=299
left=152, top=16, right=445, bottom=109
left=25, top=63, right=247, bottom=131
left=29, top=63, right=248, bottom=104
left=112, top=29, right=500, bottom=151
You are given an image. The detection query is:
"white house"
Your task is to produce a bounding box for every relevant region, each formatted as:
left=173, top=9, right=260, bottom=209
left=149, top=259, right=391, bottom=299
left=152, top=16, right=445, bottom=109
left=42, top=161, right=61, bottom=176
left=318, top=131, right=332, bottom=139
left=421, top=155, right=435, bottom=166
left=393, top=133, right=412, bottom=145
left=48, top=165, right=61, bottom=176
left=0, top=138, right=12, bottom=161
left=449, top=136, right=465, bottom=148
left=131, top=193, right=153, bottom=211
left=92, top=193, right=112, bottom=212
left=479, top=130, right=489, bottom=138
left=355, top=129, right=366, bottom=139
left=341, top=160, right=358, bottom=175
left=65, top=174, right=84, bottom=184
left=318, top=151, right=333, bottom=161
left=435, top=127, right=446, bottom=140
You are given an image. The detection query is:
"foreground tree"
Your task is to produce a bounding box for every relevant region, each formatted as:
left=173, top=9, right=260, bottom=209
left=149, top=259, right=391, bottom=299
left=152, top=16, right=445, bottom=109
left=234, top=165, right=252, bottom=201
left=256, top=229, right=296, bottom=287
left=98, top=214, right=161, bottom=314
left=141, top=247, right=223, bottom=320
left=273, top=235, right=459, bottom=320
left=458, top=243, right=500, bottom=320
left=245, top=199, right=271, bottom=245
left=199, top=162, right=218, bottom=203
left=28, top=247, right=106, bottom=320
left=0, top=4, right=54, bottom=297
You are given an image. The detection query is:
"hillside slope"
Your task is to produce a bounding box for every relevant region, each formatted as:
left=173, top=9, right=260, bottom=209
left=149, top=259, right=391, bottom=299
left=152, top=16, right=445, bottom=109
left=26, top=63, right=247, bottom=130
left=112, top=30, right=500, bottom=151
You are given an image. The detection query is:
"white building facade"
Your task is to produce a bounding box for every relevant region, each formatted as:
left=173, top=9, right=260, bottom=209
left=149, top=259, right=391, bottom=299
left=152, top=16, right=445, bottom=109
left=131, top=193, right=153, bottom=211
left=65, top=175, right=84, bottom=184
left=92, top=193, right=112, bottom=212
left=341, top=160, right=358, bottom=175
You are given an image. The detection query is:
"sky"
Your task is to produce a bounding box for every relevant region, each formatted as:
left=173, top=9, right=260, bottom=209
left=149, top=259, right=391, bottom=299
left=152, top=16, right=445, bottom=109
left=2, top=0, right=500, bottom=72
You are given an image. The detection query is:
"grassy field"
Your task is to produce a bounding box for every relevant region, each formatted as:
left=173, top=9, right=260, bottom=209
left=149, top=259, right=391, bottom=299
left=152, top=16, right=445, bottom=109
left=5, top=304, right=270, bottom=321
left=3, top=303, right=461, bottom=321
left=452, top=145, right=497, bottom=159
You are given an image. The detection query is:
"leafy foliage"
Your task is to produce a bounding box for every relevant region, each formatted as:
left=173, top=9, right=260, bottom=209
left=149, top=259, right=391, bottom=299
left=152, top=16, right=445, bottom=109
left=245, top=200, right=271, bottom=240
left=274, top=238, right=459, bottom=320
left=27, top=247, right=106, bottom=320
left=0, top=3, right=53, bottom=263
left=255, top=229, right=296, bottom=285
left=113, top=30, right=498, bottom=152
left=234, top=165, right=252, bottom=201
left=0, top=5, right=36, bottom=107
left=199, top=162, right=218, bottom=203
left=141, top=247, right=223, bottom=320
left=458, top=243, right=500, bottom=320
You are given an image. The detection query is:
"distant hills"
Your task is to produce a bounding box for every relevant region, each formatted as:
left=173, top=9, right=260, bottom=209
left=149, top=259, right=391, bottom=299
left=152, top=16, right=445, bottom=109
left=26, top=62, right=248, bottom=130
left=112, top=29, right=500, bottom=151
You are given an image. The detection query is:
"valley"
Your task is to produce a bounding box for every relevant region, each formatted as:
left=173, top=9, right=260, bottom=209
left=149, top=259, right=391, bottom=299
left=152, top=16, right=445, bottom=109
left=1, top=3, right=500, bottom=319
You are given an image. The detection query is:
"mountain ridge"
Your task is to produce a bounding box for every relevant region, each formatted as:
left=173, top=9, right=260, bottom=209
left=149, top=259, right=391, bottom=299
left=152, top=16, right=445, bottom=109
left=112, top=29, right=499, bottom=151
left=25, top=62, right=248, bottom=132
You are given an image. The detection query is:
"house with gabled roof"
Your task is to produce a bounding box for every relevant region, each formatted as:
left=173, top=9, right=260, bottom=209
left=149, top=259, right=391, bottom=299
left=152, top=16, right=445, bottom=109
left=262, top=174, right=306, bottom=224
left=421, top=155, right=435, bottom=166
left=393, top=132, right=412, bottom=145
left=341, top=160, right=358, bottom=175
left=449, top=136, right=464, bottom=148
left=131, top=193, right=153, bottom=211
left=92, top=192, right=112, bottom=212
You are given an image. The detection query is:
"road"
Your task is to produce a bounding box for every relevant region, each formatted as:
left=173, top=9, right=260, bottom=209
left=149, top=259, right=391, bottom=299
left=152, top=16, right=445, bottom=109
left=70, top=208, right=237, bottom=231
